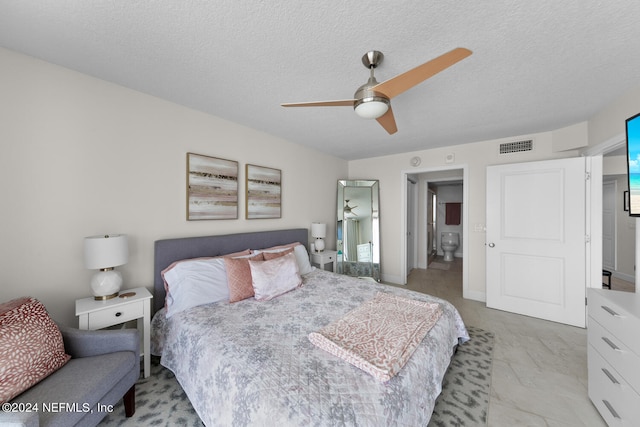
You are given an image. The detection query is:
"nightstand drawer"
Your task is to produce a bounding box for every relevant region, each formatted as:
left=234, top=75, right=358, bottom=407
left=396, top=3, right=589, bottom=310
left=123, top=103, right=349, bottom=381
left=87, top=300, right=144, bottom=329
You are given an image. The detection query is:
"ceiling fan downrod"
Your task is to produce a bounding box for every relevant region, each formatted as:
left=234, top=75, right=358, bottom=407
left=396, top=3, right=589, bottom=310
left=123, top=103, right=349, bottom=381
left=354, top=51, right=390, bottom=119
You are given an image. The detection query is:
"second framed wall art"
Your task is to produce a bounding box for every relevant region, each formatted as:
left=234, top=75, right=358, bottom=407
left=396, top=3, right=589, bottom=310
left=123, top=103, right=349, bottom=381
left=245, top=164, right=281, bottom=219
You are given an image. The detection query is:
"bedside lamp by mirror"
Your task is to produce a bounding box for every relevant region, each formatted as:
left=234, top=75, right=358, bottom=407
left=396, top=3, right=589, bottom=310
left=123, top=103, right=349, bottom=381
left=84, top=234, right=128, bottom=300
left=311, top=223, right=326, bottom=252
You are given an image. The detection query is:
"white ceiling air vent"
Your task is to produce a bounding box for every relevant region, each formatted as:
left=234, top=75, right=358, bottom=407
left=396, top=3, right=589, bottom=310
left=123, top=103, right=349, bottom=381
left=499, top=139, right=533, bottom=154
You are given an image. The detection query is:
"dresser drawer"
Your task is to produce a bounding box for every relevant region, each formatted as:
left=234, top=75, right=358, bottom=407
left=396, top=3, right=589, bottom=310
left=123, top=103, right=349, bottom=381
left=589, top=317, right=640, bottom=395
left=589, top=291, right=640, bottom=356
left=588, top=344, right=640, bottom=426
left=87, top=300, right=144, bottom=329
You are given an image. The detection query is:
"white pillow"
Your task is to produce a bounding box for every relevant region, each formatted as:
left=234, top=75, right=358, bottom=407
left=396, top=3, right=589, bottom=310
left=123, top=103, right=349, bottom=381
left=249, top=252, right=302, bottom=301
left=254, top=243, right=313, bottom=275
left=163, top=257, right=229, bottom=318
left=293, top=245, right=314, bottom=275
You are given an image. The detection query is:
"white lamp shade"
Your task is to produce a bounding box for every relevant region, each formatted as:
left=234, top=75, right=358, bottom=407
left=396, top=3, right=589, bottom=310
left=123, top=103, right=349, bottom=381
left=84, top=234, right=129, bottom=269
left=311, top=223, right=327, bottom=238
left=354, top=100, right=389, bottom=119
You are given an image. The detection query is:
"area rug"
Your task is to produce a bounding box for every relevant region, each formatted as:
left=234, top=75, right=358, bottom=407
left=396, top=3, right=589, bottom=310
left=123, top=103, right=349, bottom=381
left=428, top=325, right=495, bottom=426
left=429, top=261, right=451, bottom=271
left=100, top=326, right=494, bottom=427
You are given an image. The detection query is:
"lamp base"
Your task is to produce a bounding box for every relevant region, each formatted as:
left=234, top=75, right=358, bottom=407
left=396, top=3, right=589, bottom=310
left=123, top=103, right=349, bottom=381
left=94, top=292, right=119, bottom=301
left=90, top=268, right=122, bottom=300
left=315, top=238, right=325, bottom=252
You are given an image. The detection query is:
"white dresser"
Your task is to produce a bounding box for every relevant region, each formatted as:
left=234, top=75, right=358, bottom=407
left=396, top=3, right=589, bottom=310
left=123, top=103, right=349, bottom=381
left=588, top=288, right=640, bottom=426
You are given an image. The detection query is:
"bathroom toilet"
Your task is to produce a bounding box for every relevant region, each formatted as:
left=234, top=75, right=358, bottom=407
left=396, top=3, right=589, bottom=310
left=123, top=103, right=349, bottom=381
left=441, top=232, right=459, bottom=262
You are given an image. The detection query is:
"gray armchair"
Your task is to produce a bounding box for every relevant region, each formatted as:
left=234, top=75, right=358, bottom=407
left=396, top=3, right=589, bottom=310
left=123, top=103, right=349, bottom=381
left=1, top=326, right=140, bottom=427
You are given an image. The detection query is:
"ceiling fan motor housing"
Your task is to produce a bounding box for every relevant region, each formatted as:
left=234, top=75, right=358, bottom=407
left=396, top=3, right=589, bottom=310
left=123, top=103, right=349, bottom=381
left=354, top=77, right=390, bottom=119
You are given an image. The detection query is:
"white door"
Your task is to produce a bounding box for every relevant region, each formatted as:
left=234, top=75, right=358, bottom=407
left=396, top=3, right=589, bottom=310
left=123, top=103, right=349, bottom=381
left=486, top=157, right=587, bottom=327
left=602, top=181, right=616, bottom=271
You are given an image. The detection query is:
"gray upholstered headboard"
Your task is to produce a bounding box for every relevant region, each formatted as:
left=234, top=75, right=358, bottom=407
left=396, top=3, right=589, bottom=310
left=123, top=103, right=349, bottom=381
left=153, top=228, right=309, bottom=314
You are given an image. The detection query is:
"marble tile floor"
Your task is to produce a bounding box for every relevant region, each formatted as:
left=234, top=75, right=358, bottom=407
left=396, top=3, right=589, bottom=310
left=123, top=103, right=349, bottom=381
left=399, top=257, right=610, bottom=427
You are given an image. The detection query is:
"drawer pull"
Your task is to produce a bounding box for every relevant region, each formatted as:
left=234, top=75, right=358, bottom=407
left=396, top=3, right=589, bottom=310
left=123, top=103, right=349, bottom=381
left=602, top=368, right=620, bottom=385
left=115, top=312, right=123, bottom=317
left=603, top=400, right=621, bottom=419
left=601, top=305, right=621, bottom=317
left=601, top=337, right=622, bottom=352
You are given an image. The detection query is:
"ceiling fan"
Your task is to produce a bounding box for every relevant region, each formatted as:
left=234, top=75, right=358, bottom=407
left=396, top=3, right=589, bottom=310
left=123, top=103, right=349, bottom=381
left=344, top=200, right=358, bottom=215
left=282, top=47, right=472, bottom=135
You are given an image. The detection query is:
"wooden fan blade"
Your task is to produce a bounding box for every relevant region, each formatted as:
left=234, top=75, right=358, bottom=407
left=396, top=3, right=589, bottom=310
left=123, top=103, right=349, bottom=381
left=373, top=48, right=472, bottom=99
left=376, top=106, right=397, bottom=134
left=281, top=99, right=355, bottom=107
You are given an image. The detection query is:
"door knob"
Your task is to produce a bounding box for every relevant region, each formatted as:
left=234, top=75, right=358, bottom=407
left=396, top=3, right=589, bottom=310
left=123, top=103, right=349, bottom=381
left=488, top=243, right=495, bottom=248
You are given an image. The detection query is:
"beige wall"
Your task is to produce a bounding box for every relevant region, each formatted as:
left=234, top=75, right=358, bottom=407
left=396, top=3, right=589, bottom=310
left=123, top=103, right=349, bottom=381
left=588, top=85, right=640, bottom=147
left=589, top=86, right=640, bottom=147
left=349, top=130, right=581, bottom=299
left=0, top=48, right=347, bottom=326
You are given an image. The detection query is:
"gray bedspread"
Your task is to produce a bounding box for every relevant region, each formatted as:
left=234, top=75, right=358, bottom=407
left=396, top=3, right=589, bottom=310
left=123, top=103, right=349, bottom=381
left=152, top=269, right=468, bottom=426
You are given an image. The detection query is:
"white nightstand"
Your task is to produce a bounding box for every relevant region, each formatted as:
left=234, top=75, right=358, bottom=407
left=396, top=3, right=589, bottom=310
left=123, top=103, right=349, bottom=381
left=310, top=250, right=338, bottom=272
left=75, top=287, right=153, bottom=378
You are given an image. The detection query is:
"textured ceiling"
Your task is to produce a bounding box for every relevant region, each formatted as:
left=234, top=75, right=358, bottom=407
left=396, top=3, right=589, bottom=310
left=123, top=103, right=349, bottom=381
left=1, top=1, right=639, bottom=160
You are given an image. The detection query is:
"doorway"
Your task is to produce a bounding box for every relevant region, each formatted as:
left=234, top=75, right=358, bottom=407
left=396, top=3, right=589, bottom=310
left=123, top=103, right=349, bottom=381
left=584, top=134, right=637, bottom=294
left=601, top=159, right=635, bottom=291
left=427, top=189, right=437, bottom=265
left=429, top=180, right=463, bottom=266
left=402, top=165, right=469, bottom=298
left=602, top=180, right=616, bottom=271
left=406, top=176, right=417, bottom=274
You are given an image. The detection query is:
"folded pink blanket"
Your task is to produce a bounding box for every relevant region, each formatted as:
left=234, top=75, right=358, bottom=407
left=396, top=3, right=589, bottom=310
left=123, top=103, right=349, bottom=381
left=308, top=292, right=443, bottom=382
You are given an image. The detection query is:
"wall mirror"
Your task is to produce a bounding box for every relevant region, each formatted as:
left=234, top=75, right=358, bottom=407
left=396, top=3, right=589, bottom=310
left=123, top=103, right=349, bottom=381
left=337, top=179, right=380, bottom=281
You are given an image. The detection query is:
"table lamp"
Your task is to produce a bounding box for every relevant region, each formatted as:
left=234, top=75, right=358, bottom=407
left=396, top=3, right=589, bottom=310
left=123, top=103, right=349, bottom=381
left=311, top=223, right=326, bottom=252
left=84, top=234, right=128, bottom=300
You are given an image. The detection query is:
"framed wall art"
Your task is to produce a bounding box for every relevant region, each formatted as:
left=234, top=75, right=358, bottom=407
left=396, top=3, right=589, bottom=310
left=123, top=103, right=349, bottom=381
left=245, top=164, right=281, bottom=219
left=187, top=153, right=238, bottom=220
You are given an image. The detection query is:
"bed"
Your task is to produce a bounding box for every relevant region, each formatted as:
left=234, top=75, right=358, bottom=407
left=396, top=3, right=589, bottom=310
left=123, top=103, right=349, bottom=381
left=151, top=228, right=468, bottom=426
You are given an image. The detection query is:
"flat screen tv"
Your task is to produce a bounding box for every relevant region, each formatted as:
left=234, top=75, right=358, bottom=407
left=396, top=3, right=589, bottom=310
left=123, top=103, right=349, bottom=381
left=626, top=112, right=640, bottom=216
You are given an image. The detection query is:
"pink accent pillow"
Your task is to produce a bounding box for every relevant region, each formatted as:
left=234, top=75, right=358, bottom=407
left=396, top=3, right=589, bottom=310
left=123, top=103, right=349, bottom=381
left=253, top=242, right=313, bottom=275
left=249, top=253, right=302, bottom=301
left=253, top=242, right=299, bottom=254
left=0, top=297, right=71, bottom=404
left=262, top=247, right=294, bottom=260
left=224, top=253, right=265, bottom=303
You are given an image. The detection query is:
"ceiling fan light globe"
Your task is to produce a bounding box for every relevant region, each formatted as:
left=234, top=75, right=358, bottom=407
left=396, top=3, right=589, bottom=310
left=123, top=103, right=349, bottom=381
left=354, top=98, right=389, bottom=119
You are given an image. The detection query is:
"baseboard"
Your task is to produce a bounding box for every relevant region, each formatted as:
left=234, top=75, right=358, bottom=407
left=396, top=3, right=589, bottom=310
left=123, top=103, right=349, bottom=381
left=382, top=273, right=404, bottom=285
left=612, top=270, right=634, bottom=283
left=464, top=289, right=486, bottom=302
